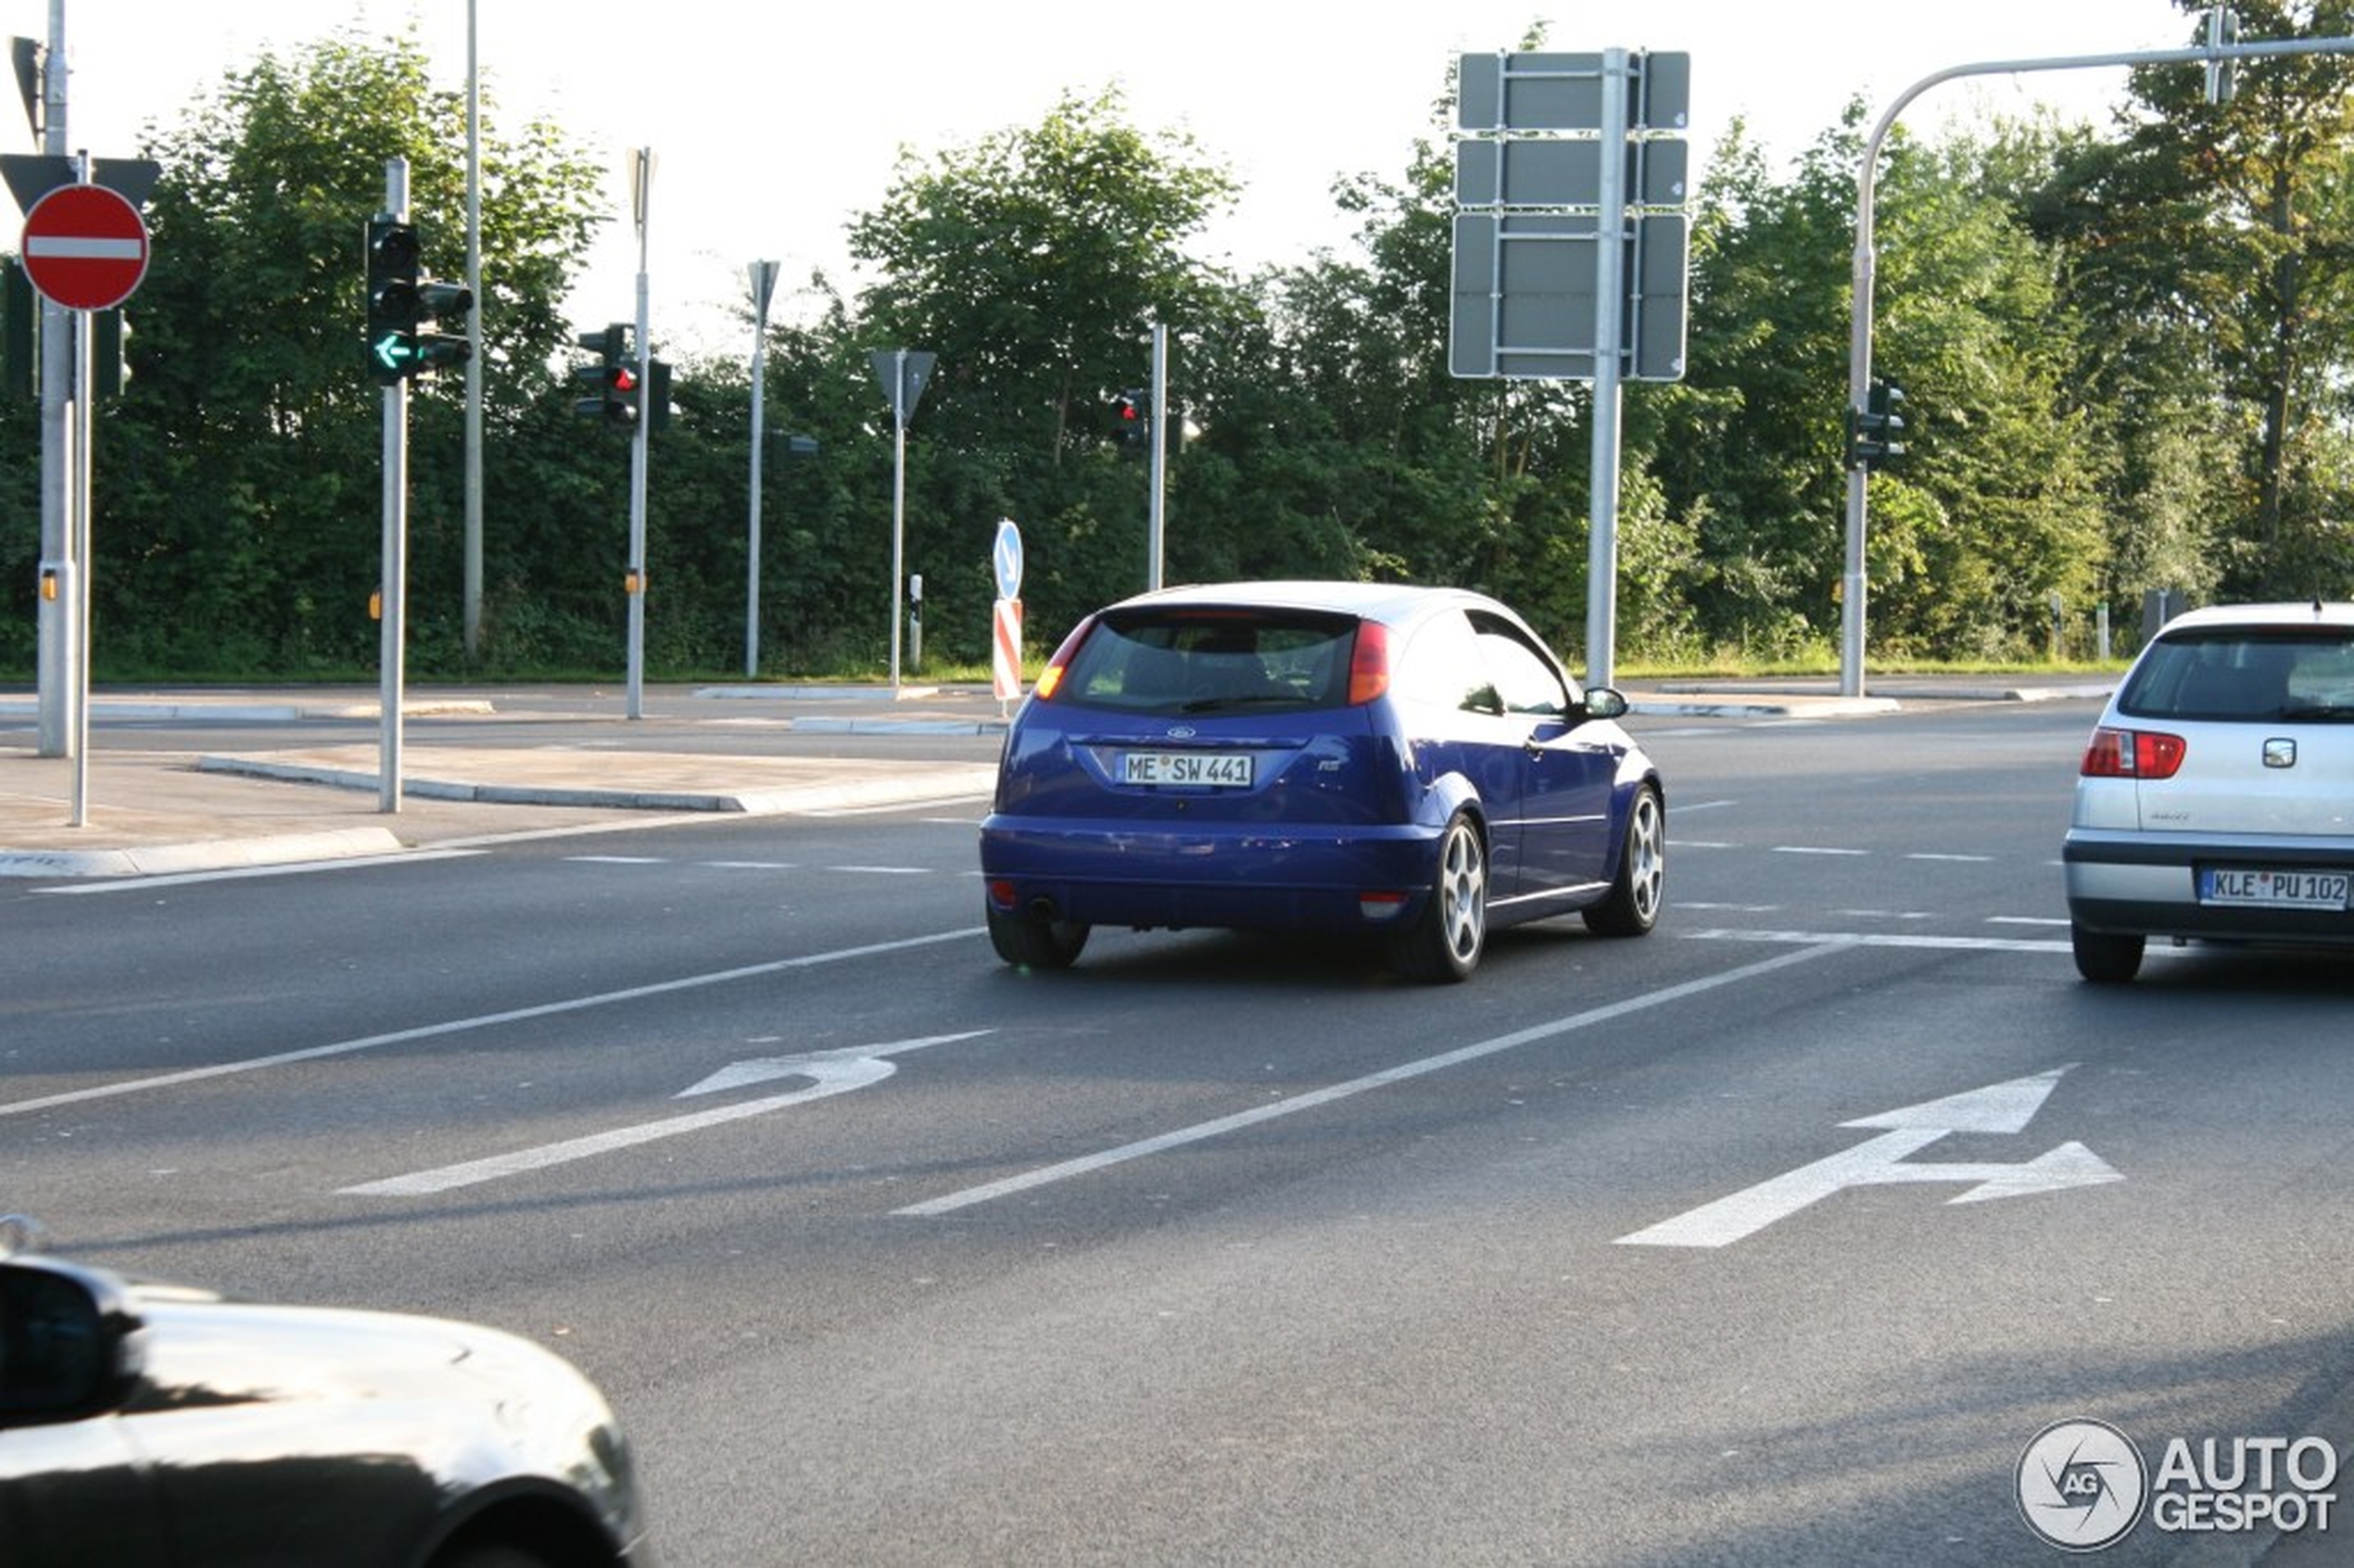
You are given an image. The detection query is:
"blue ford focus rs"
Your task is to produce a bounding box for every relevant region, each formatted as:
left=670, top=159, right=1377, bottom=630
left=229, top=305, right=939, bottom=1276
left=979, top=581, right=1665, bottom=981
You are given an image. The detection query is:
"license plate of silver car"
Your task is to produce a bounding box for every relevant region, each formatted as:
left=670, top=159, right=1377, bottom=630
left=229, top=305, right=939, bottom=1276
left=2197, top=866, right=2351, bottom=909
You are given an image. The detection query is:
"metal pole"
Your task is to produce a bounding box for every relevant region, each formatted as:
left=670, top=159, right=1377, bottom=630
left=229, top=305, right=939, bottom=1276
left=1147, top=322, right=1167, bottom=591
left=34, top=0, right=69, bottom=758
left=462, top=0, right=483, bottom=658
left=889, top=348, right=906, bottom=692
left=1583, top=48, right=1628, bottom=691
left=378, top=158, right=410, bottom=813
left=745, top=259, right=778, bottom=678
left=626, top=148, right=652, bottom=719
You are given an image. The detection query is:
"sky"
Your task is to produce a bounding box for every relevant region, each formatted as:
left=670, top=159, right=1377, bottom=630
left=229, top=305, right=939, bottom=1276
left=32, top=0, right=2198, bottom=355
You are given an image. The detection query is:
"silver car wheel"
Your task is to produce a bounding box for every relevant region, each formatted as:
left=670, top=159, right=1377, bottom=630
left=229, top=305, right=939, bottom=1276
left=1436, top=817, right=1487, bottom=966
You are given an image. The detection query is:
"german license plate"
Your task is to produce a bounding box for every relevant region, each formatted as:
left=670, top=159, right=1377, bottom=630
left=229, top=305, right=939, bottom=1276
left=1120, top=751, right=1253, bottom=788
left=2198, top=866, right=2351, bottom=909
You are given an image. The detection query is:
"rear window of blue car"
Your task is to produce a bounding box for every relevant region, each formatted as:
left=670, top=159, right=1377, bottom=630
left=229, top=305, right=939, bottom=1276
left=2121, top=629, right=2354, bottom=721
left=1059, top=608, right=1359, bottom=714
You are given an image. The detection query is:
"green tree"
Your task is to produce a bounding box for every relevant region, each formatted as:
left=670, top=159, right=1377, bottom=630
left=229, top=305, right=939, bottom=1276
left=86, top=27, right=601, bottom=674
left=2045, top=0, right=2354, bottom=601
left=844, top=87, right=1239, bottom=649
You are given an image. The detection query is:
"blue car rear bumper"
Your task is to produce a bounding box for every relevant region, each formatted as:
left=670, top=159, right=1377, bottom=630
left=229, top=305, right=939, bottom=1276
left=980, top=816, right=1440, bottom=931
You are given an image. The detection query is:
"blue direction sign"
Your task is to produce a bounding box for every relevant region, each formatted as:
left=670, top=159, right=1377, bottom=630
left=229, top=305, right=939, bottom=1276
left=993, top=518, right=1023, bottom=601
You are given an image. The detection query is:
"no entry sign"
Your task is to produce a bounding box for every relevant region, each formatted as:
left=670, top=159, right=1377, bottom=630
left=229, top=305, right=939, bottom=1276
left=21, top=183, right=150, bottom=311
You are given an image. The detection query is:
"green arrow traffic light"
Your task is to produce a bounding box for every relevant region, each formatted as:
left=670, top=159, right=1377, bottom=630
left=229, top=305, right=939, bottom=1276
left=363, top=216, right=473, bottom=385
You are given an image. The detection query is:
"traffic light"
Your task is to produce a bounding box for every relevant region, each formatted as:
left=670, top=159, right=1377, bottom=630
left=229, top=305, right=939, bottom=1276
left=573, top=323, right=637, bottom=428
left=364, top=216, right=472, bottom=384
left=1107, top=388, right=1148, bottom=448
left=1846, top=379, right=1906, bottom=471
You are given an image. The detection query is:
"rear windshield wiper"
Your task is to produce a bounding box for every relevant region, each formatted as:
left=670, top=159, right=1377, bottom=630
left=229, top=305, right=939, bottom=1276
left=2277, top=703, right=2354, bottom=722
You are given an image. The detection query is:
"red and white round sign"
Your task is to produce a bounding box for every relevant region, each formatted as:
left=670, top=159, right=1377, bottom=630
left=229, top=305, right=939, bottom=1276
left=20, top=183, right=150, bottom=311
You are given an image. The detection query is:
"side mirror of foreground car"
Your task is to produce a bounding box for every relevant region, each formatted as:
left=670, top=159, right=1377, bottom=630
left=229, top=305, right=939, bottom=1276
left=0, top=1258, right=138, bottom=1426
left=1582, top=687, right=1629, bottom=720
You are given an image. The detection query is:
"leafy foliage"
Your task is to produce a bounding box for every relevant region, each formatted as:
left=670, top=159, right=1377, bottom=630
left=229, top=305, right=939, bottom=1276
left=12, top=18, right=2354, bottom=686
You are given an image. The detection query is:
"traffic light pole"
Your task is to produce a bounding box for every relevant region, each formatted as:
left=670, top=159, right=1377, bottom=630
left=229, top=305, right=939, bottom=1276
left=1147, top=322, right=1167, bottom=591
left=1840, top=27, right=2354, bottom=698
left=626, top=148, right=652, bottom=720
left=378, top=158, right=410, bottom=812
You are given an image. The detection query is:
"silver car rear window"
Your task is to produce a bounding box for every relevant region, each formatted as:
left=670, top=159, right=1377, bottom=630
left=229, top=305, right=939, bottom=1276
left=2120, top=630, right=2354, bottom=721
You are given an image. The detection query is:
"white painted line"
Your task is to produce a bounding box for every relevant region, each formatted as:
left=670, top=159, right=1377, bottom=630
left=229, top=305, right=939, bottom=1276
left=1684, top=928, right=2069, bottom=954
left=1906, top=853, right=1993, bottom=863
left=893, top=942, right=1850, bottom=1218
left=1989, top=916, right=2069, bottom=927
left=828, top=865, right=931, bottom=876
left=1772, top=845, right=1870, bottom=856
left=0, top=928, right=982, bottom=1119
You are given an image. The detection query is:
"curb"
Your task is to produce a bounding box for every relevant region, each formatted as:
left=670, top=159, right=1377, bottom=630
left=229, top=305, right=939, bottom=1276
left=2, top=827, right=410, bottom=880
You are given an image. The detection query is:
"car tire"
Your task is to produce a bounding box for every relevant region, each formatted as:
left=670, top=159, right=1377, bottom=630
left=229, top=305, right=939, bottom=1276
left=2071, top=922, right=2145, bottom=984
left=1389, top=813, right=1487, bottom=983
left=1583, top=785, right=1664, bottom=937
left=988, top=904, right=1091, bottom=970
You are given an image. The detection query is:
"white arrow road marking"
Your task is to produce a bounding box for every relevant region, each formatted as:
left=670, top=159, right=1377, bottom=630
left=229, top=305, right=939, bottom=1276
left=676, top=1031, right=989, bottom=1097
left=1616, top=1066, right=2121, bottom=1248
left=340, top=1030, right=992, bottom=1197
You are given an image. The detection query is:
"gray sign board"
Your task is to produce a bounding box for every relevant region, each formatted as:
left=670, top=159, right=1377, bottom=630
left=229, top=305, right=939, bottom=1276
left=1457, top=51, right=1690, bottom=133
left=1454, top=136, right=1689, bottom=209
left=1449, top=211, right=1687, bottom=382
left=867, top=348, right=936, bottom=424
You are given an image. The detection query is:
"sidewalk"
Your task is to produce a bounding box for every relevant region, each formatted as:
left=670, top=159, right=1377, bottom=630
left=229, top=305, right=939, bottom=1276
left=0, top=685, right=1008, bottom=879
left=0, top=677, right=2106, bottom=880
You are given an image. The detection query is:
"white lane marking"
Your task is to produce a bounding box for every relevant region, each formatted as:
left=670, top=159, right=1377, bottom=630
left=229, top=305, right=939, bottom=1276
left=1684, top=928, right=2069, bottom=954
left=1832, top=909, right=1935, bottom=921
left=1772, top=845, right=1869, bottom=856
left=344, top=1031, right=994, bottom=1196
left=0, top=928, right=982, bottom=1119
left=1617, top=1066, right=2121, bottom=1248
left=567, top=854, right=666, bottom=864
left=894, top=942, right=1850, bottom=1218
left=1989, top=916, right=2069, bottom=927
left=827, top=865, right=931, bottom=876
left=1907, top=853, right=1993, bottom=863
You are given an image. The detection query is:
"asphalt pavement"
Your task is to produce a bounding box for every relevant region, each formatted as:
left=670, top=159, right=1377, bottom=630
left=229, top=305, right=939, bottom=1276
left=0, top=677, right=2108, bottom=879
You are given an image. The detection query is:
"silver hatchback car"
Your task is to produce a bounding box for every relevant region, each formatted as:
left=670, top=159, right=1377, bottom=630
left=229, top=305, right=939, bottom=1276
left=2063, top=601, right=2354, bottom=982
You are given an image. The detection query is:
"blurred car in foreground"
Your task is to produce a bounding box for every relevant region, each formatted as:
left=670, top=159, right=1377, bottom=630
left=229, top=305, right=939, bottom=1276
left=0, top=1233, right=652, bottom=1568
left=2063, top=600, right=2354, bottom=982
left=979, top=580, right=1664, bottom=981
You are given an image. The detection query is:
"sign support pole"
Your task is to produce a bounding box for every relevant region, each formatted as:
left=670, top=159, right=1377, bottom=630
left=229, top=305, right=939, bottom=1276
left=1585, top=49, right=1629, bottom=691
left=890, top=348, right=907, bottom=694
left=66, top=166, right=89, bottom=823
left=745, top=259, right=778, bottom=678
